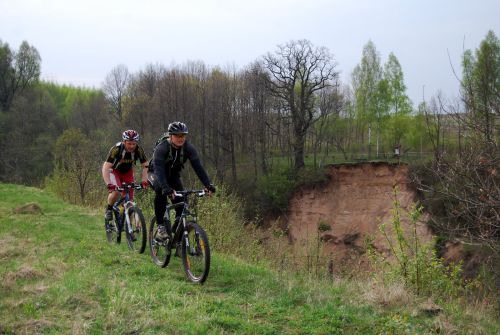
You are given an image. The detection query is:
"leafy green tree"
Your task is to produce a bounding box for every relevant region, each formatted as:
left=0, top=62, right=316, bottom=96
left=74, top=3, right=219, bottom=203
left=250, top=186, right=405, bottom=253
left=0, top=40, right=41, bottom=111
left=404, top=109, right=428, bottom=155
left=352, top=43, right=413, bottom=156
left=373, top=78, right=390, bottom=155
left=0, top=82, right=65, bottom=185
left=461, top=30, right=499, bottom=148
left=383, top=53, right=412, bottom=148
left=352, top=40, right=382, bottom=157
left=384, top=53, right=412, bottom=115
left=0, top=41, right=14, bottom=111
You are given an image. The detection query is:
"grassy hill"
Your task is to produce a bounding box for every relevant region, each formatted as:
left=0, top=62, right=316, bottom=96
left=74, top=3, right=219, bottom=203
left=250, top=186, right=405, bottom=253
left=0, top=183, right=497, bottom=334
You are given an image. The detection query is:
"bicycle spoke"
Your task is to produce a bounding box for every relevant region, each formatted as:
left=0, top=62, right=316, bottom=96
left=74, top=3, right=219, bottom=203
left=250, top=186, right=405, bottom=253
left=125, top=208, right=146, bottom=253
left=182, top=222, right=210, bottom=283
left=149, top=217, right=171, bottom=267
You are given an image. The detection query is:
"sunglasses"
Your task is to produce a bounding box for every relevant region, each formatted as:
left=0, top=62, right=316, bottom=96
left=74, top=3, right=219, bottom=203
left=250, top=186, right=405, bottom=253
left=172, top=133, right=187, bottom=138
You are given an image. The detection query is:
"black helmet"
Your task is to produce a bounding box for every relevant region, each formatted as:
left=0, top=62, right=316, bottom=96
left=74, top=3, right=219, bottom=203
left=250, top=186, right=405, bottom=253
left=167, top=121, right=189, bottom=135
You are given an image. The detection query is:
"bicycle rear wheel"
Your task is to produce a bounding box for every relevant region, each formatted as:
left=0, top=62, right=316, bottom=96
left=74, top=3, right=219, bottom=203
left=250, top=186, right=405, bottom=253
left=181, top=222, right=210, bottom=284
left=105, top=219, right=117, bottom=243
left=105, top=209, right=121, bottom=244
left=148, top=217, right=171, bottom=267
left=125, top=207, right=147, bottom=253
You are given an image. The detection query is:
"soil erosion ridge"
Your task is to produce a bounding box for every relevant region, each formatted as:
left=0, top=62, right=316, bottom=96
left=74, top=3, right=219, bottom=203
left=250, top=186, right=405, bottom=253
left=285, top=162, right=432, bottom=272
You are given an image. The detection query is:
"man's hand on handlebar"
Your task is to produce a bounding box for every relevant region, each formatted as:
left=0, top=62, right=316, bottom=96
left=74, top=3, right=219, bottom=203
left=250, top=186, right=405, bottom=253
left=161, top=187, right=177, bottom=199
left=205, top=184, right=216, bottom=196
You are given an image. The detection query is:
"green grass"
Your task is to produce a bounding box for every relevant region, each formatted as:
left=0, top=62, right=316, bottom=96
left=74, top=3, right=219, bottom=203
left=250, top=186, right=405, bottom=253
left=0, top=183, right=498, bottom=334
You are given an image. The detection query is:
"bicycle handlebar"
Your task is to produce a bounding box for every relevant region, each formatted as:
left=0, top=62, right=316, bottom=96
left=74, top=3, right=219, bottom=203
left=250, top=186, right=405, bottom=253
left=173, top=189, right=206, bottom=198
left=115, top=183, right=144, bottom=192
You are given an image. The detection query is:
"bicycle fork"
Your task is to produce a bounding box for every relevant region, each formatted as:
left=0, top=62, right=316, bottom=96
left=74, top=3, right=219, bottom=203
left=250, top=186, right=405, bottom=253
left=183, top=230, right=190, bottom=251
left=124, top=211, right=132, bottom=235
left=182, top=224, right=201, bottom=256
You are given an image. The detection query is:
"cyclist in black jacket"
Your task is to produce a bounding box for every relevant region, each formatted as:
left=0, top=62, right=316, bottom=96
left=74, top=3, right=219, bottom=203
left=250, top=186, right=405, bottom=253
left=148, top=121, right=215, bottom=240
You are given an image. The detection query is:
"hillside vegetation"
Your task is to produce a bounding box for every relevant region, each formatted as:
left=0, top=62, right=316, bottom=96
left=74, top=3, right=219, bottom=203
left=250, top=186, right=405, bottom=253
left=0, top=183, right=498, bottom=334
left=1, top=31, right=498, bottom=255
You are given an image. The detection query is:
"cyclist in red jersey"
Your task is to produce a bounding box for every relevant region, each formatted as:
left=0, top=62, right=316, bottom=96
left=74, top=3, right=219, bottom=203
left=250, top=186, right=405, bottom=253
left=102, top=129, right=149, bottom=220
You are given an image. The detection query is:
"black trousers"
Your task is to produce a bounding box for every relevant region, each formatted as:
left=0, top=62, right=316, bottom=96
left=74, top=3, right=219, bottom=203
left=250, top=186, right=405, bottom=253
left=150, top=173, right=184, bottom=235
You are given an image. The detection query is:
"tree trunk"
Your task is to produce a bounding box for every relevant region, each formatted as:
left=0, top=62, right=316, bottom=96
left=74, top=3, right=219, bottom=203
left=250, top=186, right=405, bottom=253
left=293, top=130, right=305, bottom=170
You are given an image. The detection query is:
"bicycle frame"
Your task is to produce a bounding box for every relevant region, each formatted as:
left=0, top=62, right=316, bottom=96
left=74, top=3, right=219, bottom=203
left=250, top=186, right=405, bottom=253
left=113, top=183, right=141, bottom=236
left=166, top=190, right=204, bottom=245
left=149, top=189, right=210, bottom=282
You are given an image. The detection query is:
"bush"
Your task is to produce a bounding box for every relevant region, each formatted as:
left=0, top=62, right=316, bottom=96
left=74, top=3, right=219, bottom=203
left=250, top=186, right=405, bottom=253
left=368, top=187, right=474, bottom=301
left=45, top=128, right=104, bottom=206
left=254, top=166, right=330, bottom=214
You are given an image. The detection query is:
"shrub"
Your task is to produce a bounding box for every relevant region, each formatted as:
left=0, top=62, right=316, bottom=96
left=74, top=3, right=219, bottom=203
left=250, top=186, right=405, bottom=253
left=368, top=187, right=473, bottom=301
left=45, top=128, right=104, bottom=206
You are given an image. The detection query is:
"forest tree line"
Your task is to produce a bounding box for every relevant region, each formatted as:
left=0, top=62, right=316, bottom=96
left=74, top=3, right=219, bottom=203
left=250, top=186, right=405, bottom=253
left=0, top=31, right=498, bottom=249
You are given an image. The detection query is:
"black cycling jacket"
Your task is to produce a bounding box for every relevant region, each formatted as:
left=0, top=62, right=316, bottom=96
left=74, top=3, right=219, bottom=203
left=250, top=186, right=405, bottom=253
left=151, top=139, right=211, bottom=193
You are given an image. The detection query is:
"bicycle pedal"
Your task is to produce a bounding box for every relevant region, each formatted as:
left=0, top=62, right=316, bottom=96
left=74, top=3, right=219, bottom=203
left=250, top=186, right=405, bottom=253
left=154, top=237, right=168, bottom=246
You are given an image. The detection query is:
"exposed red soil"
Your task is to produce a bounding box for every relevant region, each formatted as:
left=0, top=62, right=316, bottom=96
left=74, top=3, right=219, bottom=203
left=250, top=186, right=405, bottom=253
left=284, top=162, right=433, bottom=272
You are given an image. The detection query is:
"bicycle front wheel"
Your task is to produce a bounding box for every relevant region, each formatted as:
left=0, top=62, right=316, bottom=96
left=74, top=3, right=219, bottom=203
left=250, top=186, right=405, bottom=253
left=181, top=222, right=210, bottom=284
left=148, top=217, right=171, bottom=267
left=125, top=207, right=147, bottom=253
left=115, top=211, right=123, bottom=244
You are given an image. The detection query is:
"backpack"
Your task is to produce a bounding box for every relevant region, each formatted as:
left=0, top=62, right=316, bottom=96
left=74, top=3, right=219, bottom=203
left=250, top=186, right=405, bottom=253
left=111, top=142, right=135, bottom=170
left=148, top=133, right=185, bottom=172
left=152, top=132, right=170, bottom=152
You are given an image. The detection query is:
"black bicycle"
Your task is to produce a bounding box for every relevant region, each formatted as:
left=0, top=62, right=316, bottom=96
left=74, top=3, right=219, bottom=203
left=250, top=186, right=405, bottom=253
left=105, top=183, right=147, bottom=253
left=149, top=189, right=211, bottom=284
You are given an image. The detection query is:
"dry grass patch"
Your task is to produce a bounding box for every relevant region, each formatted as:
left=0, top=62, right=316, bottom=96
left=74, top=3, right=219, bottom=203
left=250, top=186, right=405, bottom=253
left=2, top=265, right=45, bottom=288
left=43, top=256, right=69, bottom=278
left=429, top=315, right=461, bottom=334
left=13, top=202, right=43, bottom=215
left=362, top=280, right=412, bottom=309
left=21, top=283, right=50, bottom=294
left=64, top=293, right=100, bottom=312
left=14, top=318, right=53, bottom=334
left=0, top=236, right=28, bottom=260
left=70, top=317, right=98, bottom=335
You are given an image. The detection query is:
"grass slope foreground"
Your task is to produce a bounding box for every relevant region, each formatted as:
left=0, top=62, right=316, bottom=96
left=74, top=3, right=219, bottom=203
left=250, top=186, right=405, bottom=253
left=0, top=183, right=496, bottom=334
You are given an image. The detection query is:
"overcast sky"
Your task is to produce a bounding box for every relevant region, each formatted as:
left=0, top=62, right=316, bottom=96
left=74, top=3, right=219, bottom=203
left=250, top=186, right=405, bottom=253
left=1, top=0, right=499, bottom=104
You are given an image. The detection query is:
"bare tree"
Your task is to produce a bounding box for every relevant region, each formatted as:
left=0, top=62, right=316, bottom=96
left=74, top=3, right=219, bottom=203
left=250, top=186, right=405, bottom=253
left=102, top=64, right=130, bottom=121
left=312, top=85, right=343, bottom=166
left=263, top=39, right=339, bottom=170
left=242, top=61, right=271, bottom=176
left=333, top=86, right=357, bottom=160
left=411, top=32, right=500, bottom=252
left=420, top=93, right=448, bottom=161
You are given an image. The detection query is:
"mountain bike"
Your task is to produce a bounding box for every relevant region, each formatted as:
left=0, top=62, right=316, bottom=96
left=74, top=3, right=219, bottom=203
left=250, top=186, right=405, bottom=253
left=149, top=189, right=211, bottom=284
left=105, top=183, right=147, bottom=253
